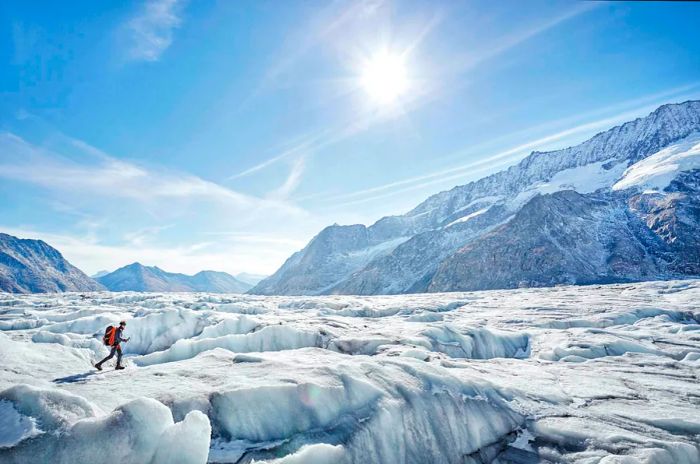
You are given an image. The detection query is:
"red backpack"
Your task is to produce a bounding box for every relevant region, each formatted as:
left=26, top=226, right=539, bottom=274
left=103, top=325, right=116, bottom=346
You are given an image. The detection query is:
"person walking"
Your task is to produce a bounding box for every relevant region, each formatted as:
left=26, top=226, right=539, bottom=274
left=95, top=320, right=130, bottom=370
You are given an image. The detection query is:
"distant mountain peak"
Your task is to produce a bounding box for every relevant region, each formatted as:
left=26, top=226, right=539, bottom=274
left=98, top=263, right=251, bottom=293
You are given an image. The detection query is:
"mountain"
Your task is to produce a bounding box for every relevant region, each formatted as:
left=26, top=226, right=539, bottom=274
left=235, top=272, right=268, bottom=286
left=91, top=270, right=110, bottom=279
left=189, top=270, right=253, bottom=293
left=98, top=263, right=252, bottom=293
left=0, top=233, right=104, bottom=293
left=251, top=100, right=700, bottom=295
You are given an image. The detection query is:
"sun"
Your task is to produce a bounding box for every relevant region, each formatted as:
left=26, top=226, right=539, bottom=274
left=360, top=51, right=409, bottom=105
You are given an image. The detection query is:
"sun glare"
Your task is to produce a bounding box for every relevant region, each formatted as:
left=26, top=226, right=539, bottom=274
left=360, top=51, right=409, bottom=105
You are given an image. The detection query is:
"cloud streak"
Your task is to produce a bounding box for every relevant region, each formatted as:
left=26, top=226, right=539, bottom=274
left=450, top=2, right=599, bottom=74
left=268, top=156, right=307, bottom=201
left=0, top=129, right=325, bottom=276
left=0, top=226, right=290, bottom=276
left=0, top=132, right=304, bottom=216
left=321, top=85, right=700, bottom=208
left=125, top=0, right=185, bottom=62
left=227, top=2, right=600, bottom=185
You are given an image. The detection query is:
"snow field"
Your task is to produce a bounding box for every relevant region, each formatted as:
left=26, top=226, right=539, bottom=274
left=0, top=281, right=699, bottom=463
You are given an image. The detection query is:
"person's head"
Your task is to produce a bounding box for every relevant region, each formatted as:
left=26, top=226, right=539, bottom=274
left=119, top=321, right=127, bottom=328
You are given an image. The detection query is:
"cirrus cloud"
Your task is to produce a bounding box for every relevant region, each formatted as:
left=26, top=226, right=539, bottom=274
left=124, top=0, right=185, bottom=62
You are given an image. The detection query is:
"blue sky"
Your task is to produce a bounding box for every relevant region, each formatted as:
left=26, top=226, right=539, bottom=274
left=1, top=0, right=699, bottom=276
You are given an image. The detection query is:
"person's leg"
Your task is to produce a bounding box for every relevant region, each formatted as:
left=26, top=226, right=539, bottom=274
left=96, top=346, right=116, bottom=369
left=115, top=345, right=123, bottom=369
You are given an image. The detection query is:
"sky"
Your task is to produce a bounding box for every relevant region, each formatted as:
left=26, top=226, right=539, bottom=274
left=1, top=0, right=699, bottom=277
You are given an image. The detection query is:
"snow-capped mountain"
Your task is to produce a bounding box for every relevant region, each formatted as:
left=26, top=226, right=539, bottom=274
left=98, top=263, right=252, bottom=293
left=0, top=233, right=104, bottom=293
left=251, top=101, right=700, bottom=295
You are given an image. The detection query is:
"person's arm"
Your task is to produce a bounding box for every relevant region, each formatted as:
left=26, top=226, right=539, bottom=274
left=116, top=328, right=130, bottom=343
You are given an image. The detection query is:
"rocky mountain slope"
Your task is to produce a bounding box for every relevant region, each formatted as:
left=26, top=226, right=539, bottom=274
left=0, top=233, right=104, bottom=293
left=251, top=100, right=700, bottom=295
left=98, top=263, right=252, bottom=293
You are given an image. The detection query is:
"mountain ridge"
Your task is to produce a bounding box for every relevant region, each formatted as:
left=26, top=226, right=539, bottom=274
left=251, top=100, right=700, bottom=295
left=0, top=233, right=104, bottom=293
left=98, top=262, right=252, bottom=293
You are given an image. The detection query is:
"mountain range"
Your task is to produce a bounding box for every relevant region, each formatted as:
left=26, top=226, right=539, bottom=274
left=251, top=100, right=700, bottom=295
left=96, top=263, right=252, bottom=293
left=3, top=101, right=699, bottom=296
left=0, top=235, right=252, bottom=294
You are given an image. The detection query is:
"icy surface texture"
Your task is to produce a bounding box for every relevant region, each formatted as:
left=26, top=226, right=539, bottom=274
left=0, top=282, right=699, bottom=463
left=0, top=396, right=211, bottom=464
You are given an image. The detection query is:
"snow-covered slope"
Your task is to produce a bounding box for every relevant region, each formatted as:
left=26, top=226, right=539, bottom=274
left=98, top=263, right=252, bottom=293
left=251, top=101, right=700, bottom=295
left=613, top=131, right=700, bottom=192
left=1, top=282, right=699, bottom=462
left=0, top=233, right=104, bottom=293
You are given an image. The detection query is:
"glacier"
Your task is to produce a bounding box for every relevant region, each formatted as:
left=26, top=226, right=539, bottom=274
left=0, top=282, right=698, bottom=463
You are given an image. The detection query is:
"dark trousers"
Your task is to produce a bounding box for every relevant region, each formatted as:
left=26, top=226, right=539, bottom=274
left=97, top=344, right=122, bottom=367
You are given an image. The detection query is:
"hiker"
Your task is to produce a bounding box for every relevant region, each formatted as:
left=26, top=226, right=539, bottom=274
left=95, top=320, right=130, bottom=371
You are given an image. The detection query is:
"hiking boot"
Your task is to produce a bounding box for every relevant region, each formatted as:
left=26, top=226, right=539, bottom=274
left=95, top=363, right=102, bottom=371
left=115, top=365, right=125, bottom=370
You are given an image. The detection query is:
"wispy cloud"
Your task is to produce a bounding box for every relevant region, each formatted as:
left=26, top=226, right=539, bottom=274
left=321, top=86, right=700, bottom=208
left=450, top=3, right=599, bottom=73
left=123, top=224, right=173, bottom=247
left=0, top=129, right=324, bottom=275
left=125, top=0, right=185, bottom=62
left=0, top=226, right=291, bottom=276
left=268, top=156, right=307, bottom=201
left=0, top=132, right=304, bottom=216
left=227, top=129, right=331, bottom=180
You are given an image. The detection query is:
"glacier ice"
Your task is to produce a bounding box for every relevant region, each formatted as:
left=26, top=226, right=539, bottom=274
left=252, top=443, right=346, bottom=464
left=135, top=324, right=324, bottom=366
left=0, top=400, right=38, bottom=447
left=0, top=281, right=699, bottom=462
left=0, top=396, right=212, bottom=464
left=0, top=384, right=99, bottom=431
left=152, top=410, right=212, bottom=464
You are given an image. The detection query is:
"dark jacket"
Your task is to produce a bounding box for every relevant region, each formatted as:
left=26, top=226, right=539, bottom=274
left=113, top=326, right=126, bottom=346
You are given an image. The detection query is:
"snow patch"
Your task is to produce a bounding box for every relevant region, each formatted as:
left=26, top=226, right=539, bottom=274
left=444, top=207, right=490, bottom=228
left=613, top=131, right=700, bottom=192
